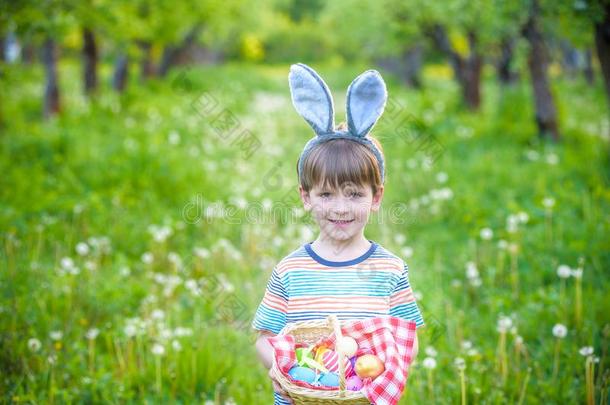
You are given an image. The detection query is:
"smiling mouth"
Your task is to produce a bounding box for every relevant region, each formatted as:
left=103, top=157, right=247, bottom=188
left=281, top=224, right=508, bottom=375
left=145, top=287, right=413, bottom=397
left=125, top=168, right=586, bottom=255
left=329, top=219, right=354, bottom=224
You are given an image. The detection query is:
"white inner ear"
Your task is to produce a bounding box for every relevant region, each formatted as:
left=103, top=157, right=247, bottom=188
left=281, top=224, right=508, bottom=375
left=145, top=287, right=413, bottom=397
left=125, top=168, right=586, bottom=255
left=289, top=64, right=335, bottom=134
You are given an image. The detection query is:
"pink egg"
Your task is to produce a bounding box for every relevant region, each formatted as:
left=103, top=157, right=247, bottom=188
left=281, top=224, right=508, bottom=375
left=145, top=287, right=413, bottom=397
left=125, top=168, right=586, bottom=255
left=322, top=350, right=353, bottom=376
left=346, top=375, right=363, bottom=391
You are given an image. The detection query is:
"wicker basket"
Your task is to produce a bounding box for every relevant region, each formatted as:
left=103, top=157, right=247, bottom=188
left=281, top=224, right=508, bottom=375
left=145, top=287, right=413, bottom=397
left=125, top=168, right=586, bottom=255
left=271, top=315, right=371, bottom=404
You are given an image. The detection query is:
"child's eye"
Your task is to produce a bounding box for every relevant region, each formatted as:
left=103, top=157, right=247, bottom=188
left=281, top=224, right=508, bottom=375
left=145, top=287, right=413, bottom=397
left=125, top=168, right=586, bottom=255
left=320, top=192, right=331, bottom=198
left=350, top=192, right=364, bottom=198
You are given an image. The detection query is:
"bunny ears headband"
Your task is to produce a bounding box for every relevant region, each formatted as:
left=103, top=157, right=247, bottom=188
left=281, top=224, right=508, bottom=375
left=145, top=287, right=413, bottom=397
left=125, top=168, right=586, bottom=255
left=289, top=63, right=388, bottom=184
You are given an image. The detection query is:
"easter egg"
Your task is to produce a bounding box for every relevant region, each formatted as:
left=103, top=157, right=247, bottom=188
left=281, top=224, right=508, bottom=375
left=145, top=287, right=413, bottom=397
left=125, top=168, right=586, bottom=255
left=296, top=347, right=314, bottom=365
left=336, top=336, right=358, bottom=357
left=355, top=354, right=385, bottom=379
left=322, top=350, right=353, bottom=376
left=288, top=366, right=316, bottom=384
left=346, top=375, right=364, bottom=391
left=314, top=345, right=330, bottom=363
left=318, top=372, right=340, bottom=387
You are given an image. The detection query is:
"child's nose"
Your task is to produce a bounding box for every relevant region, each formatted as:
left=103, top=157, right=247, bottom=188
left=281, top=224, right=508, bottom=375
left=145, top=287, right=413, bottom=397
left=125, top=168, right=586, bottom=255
left=331, top=197, right=351, bottom=213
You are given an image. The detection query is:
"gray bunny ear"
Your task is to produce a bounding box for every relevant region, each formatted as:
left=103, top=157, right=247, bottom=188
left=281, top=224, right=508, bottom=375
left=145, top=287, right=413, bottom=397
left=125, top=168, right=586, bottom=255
left=346, top=70, right=387, bottom=137
left=288, top=63, right=335, bottom=135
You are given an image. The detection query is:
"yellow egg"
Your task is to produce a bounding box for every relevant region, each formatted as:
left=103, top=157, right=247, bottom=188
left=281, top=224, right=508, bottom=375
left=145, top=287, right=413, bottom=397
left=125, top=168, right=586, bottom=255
left=355, top=354, right=385, bottom=379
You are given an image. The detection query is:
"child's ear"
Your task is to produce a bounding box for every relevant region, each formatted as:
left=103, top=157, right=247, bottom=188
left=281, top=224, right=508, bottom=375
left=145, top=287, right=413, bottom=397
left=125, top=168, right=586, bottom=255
left=371, top=186, right=384, bottom=212
left=299, top=185, right=312, bottom=211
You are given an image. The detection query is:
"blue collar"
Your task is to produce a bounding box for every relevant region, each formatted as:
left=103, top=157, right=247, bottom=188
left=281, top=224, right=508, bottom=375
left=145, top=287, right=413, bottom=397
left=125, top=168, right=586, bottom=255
left=304, top=240, right=378, bottom=267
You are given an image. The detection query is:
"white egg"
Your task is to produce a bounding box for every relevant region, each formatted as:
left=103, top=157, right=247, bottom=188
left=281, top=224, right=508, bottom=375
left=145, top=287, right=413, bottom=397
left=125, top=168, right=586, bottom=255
left=336, top=336, right=358, bottom=357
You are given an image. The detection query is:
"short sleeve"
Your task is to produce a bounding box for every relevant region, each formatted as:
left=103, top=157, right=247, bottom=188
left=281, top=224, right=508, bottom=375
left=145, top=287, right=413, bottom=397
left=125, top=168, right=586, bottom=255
left=251, top=266, right=288, bottom=335
left=389, top=262, right=424, bottom=328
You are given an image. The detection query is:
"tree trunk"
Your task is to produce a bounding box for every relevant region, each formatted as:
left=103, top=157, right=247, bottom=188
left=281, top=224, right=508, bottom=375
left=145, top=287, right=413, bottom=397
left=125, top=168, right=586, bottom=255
left=560, top=40, right=580, bottom=79
left=583, top=48, right=594, bottom=85
left=157, top=25, right=201, bottom=77
left=522, top=0, right=560, bottom=141
left=22, top=42, right=36, bottom=64
left=402, top=44, right=423, bottom=88
left=42, top=38, right=60, bottom=119
left=113, top=52, right=129, bottom=92
left=82, top=28, right=98, bottom=95
left=403, top=44, right=424, bottom=89
left=138, top=41, right=155, bottom=81
left=430, top=24, right=481, bottom=110
left=595, top=4, right=610, bottom=112
left=461, top=31, right=482, bottom=109
left=497, top=37, right=518, bottom=84
left=0, top=36, right=5, bottom=62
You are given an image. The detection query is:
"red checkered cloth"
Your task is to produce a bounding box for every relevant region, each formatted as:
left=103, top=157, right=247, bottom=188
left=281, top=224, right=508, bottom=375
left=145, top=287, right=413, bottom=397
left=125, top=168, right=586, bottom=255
left=268, top=316, right=417, bottom=405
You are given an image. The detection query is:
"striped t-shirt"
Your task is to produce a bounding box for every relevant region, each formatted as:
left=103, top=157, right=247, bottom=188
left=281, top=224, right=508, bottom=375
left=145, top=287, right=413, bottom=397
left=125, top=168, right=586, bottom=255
left=252, top=240, right=424, bottom=404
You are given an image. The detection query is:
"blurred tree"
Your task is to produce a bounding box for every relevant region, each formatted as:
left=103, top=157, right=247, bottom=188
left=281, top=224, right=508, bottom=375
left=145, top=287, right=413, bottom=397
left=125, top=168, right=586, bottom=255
left=322, top=0, right=427, bottom=87
left=4, top=0, right=75, bottom=118
left=522, top=0, right=560, bottom=141
left=593, top=2, right=610, bottom=113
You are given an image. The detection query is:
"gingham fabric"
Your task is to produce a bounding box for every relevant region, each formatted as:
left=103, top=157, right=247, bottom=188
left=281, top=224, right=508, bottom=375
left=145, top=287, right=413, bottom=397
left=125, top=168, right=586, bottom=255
left=268, top=316, right=417, bottom=405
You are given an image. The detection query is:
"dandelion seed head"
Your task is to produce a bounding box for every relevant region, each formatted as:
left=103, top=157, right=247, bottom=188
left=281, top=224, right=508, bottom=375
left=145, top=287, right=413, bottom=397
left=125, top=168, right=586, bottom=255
left=422, top=357, right=437, bottom=369
left=401, top=246, right=414, bottom=259
left=436, top=172, right=448, bottom=183
left=85, top=328, right=99, bottom=340
left=425, top=346, right=437, bottom=357
left=579, top=346, right=594, bottom=356
left=480, top=227, right=493, bottom=240
left=543, top=197, right=556, bottom=209
left=76, top=242, right=90, bottom=256
left=497, top=316, right=513, bottom=333
left=49, top=331, right=63, bottom=341
left=454, top=357, right=466, bottom=370
left=552, top=324, right=567, bottom=338
left=151, top=343, right=165, bottom=356
left=557, top=265, right=572, bottom=279
left=28, top=338, right=41, bottom=352
left=570, top=268, right=583, bottom=279
left=141, top=252, right=154, bottom=264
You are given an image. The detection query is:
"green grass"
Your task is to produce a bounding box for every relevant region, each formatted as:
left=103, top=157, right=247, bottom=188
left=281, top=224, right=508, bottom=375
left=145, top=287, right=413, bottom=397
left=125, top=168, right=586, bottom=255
left=1, top=59, right=609, bottom=404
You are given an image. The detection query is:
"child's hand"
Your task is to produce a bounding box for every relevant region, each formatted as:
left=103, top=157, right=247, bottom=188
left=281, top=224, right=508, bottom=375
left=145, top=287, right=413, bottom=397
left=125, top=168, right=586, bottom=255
left=268, top=367, right=294, bottom=404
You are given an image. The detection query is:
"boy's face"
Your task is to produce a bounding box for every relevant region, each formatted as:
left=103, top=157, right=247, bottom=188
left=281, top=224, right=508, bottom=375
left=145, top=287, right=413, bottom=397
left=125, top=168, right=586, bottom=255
left=299, top=181, right=384, bottom=245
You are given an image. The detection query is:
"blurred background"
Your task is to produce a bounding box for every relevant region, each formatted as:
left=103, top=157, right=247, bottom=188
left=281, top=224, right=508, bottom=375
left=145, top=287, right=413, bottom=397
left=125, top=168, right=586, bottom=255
left=1, top=0, right=609, bottom=403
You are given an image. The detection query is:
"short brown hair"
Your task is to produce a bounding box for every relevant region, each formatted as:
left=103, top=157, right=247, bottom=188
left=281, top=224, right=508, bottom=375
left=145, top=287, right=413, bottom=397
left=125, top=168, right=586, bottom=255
left=298, top=127, right=384, bottom=194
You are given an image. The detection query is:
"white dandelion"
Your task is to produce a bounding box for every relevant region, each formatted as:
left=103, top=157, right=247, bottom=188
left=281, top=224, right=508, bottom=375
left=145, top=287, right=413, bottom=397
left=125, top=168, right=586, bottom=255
left=141, top=252, right=154, bottom=264
left=49, top=331, right=63, bottom=341
left=76, top=242, right=90, bottom=256
left=552, top=324, right=567, bottom=338
left=557, top=265, right=572, bottom=279
left=542, top=197, right=556, bottom=209
left=454, top=357, right=466, bottom=370
left=28, top=338, right=42, bottom=352
left=422, top=357, right=437, bottom=369
left=480, top=228, right=493, bottom=240
left=425, top=346, right=438, bottom=357
left=151, top=343, right=166, bottom=356
left=579, top=346, right=594, bottom=357
left=401, top=246, right=414, bottom=259
left=85, top=328, right=99, bottom=340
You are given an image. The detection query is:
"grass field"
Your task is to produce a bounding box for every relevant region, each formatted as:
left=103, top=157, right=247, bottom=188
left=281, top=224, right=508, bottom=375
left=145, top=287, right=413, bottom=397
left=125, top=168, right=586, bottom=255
left=1, top=60, right=609, bottom=404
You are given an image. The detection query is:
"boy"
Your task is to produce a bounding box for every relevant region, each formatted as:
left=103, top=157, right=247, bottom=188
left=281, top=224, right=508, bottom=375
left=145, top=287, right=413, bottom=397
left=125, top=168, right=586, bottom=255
left=253, top=64, right=424, bottom=404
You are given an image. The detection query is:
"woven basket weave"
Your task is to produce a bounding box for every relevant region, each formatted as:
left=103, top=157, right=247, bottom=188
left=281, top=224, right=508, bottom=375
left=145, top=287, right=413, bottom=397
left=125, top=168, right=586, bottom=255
left=271, top=315, right=371, bottom=404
